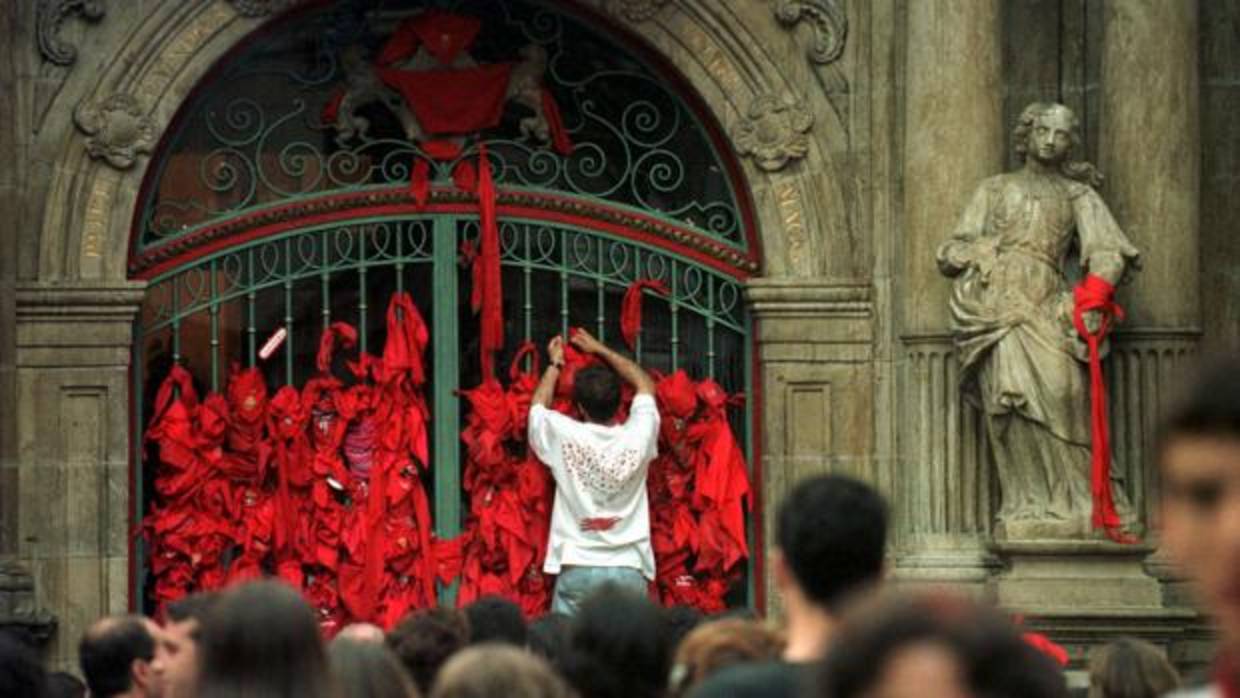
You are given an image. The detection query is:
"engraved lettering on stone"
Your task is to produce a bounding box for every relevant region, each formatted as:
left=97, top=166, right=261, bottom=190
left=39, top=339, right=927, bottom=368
left=733, top=94, right=813, bottom=172
left=81, top=177, right=114, bottom=259
left=776, top=180, right=808, bottom=259
left=774, top=0, right=848, bottom=65
left=608, top=0, right=671, bottom=23
left=74, top=94, right=156, bottom=170
left=229, top=0, right=296, bottom=17
left=36, top=0, right=106, bottom=67
left=936, top=102, right=1142, bottom=541
left=140, top=5, right=231, bottom=101
left=684, top=25, right=743, bottom=97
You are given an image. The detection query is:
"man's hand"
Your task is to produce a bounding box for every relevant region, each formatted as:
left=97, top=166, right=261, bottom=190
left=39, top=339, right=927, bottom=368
left=569, top=327, right=605, bottom=355
left=547, top=335, right=565, bottom=365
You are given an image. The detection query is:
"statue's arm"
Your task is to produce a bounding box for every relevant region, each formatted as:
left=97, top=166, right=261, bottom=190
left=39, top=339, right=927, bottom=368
left=936, top=182, right=992, bottom=278
left=1073, top=186, right=1141, bottom=285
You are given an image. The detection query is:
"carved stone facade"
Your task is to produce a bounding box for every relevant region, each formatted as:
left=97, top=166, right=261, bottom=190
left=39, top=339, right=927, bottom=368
left=0, top=0, right=1229, bottom=679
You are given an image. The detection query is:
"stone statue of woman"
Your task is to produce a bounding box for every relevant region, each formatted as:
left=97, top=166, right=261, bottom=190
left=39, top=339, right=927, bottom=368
left=937, top=102, right=1141, bottom=541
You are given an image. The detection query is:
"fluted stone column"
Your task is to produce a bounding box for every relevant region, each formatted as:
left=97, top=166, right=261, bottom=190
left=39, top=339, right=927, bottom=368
left=1099, top=0, right=1200, bottom=531
left=896, top=0, right=1003, bottom=589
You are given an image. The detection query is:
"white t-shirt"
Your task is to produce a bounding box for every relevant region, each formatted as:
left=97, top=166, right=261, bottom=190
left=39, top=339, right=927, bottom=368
left=527, top=394, right=661, bottom=580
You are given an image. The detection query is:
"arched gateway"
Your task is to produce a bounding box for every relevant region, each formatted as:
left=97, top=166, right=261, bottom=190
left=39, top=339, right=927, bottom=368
left=128, top=0, right=761, bottom=624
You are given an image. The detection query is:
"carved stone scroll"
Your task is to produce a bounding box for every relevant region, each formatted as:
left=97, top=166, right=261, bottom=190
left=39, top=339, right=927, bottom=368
left=36, top=0, right=106, bottom=66
left=773, top=0, right=848, bottom=65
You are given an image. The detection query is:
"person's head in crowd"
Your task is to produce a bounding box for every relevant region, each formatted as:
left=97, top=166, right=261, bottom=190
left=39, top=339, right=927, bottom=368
left=573, top=365, right=622, bottom=424
left=0, top=630, right=46, bottom=698
left=817, top=592, right=1067, bottom=698
left=463, top=596, right=527, bottom=646
left=195, top=580, right=335, bottom=698
left=1159, top=358, right=1240, bottom=658
left=45, top=670, right=87, bottom=698
left=338, top=622, right=386, bottom=644
left=78, top=614, right=160, bottom=698
left=152, top=591, right=220, bottom=698
left=388, top=607, right=471, bottom=695
left=528, top=613, right=572, bottom=666
left=560, top=584, right=672, bottom=698
left=670, top=618, right=784, bottom=697
left=432, top=644, right=574, bottom=698
left=665, top=605, right=705, bottom=650
left=1087, top=638, right=1179, bottom=698
left=775, top=474, right=888, bottom=661
left=328, top=636, right=421, bottom=698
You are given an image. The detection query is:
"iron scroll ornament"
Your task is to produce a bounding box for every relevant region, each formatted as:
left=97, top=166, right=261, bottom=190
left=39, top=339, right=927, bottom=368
left=136, top=1, right=747, bottom=257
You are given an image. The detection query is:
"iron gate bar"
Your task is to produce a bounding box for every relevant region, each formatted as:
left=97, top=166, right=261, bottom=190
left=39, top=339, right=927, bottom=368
left=432, top=217, right=461, bottom=606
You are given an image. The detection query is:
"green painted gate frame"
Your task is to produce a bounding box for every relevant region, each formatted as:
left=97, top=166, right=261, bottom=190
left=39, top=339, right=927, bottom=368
left=132, top=210, right=755, bottom=607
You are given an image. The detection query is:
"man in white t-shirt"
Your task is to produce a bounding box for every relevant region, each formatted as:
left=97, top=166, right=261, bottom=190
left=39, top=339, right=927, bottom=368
left=527, top=328, right=660, bottom=614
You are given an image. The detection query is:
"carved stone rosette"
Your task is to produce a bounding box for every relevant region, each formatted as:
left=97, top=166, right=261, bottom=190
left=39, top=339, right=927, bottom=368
left=73, top=94, right=157, bottom=170
left=608, top=0, right=672, bottom=23
left=36, top=0, right=106, bottom=66
left=733, top=94, right=813, bottom=172
left=773, top=0, right=848, bottom=65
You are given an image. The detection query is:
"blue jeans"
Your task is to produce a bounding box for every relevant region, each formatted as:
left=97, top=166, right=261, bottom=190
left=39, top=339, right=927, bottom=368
left=551, top=565, right=647, bottom=615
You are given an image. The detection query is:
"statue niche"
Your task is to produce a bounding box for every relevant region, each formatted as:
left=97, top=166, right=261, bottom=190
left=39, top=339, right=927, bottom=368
left=937, top=102, right=1141, bottom=542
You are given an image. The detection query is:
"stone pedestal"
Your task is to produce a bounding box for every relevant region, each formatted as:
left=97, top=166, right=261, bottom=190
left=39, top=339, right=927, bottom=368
left=993, top=541, right=1160, bottom=612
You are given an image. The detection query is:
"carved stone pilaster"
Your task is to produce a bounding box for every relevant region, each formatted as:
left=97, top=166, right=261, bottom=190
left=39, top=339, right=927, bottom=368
left=892, top=334, right=997, bottom=591
left=36, top=0, right=106, bottom=67
left=773, top=0, right=848, bottom=65
left=733, top=94, right=813, bottom=172
left=747, top=278, right=874, bottom=615
left=73, top=94, right=156, bottom=170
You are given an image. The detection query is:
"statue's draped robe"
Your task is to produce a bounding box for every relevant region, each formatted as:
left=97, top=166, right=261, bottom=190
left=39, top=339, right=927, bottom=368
left=937, top=172, right=1140, bottom=533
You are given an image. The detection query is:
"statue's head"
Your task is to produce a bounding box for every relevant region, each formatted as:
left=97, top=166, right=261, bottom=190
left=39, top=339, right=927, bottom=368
left=1013, top=102, right=1080, bottom=166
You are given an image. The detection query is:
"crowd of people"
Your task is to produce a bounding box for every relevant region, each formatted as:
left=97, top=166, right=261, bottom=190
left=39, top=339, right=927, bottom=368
left=1, top=351, right=1238, bottom=698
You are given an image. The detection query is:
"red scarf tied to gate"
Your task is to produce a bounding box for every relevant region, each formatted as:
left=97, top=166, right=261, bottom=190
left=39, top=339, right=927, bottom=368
left=1072, top=273, right=1133, bottom=543
left=620, top=279, right=670, bottom=351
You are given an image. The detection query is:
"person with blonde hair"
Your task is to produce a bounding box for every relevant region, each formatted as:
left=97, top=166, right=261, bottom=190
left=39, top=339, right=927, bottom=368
left=1087, top=638, right=1179, bottom=698
left=670, top=618, right=784, bottom=697
left=431, top=644, right=573, bottom=698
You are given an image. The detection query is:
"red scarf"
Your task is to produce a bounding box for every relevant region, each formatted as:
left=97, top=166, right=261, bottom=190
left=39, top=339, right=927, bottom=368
left=620, top=279, right=670, bottom=351
left=1072, top=274, right=1133, bottom=543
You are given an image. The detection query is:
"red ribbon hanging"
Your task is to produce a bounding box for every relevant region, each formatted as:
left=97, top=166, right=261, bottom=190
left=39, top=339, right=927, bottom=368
left=620, top=279, right=670, bottom=351
left=1072, top=273, right=1133, bottom=543
left=540, top=88, right=574, bottom=156
left=317, top=322, right=359, bottom=374
left=470, top=143, right=504, bottom=380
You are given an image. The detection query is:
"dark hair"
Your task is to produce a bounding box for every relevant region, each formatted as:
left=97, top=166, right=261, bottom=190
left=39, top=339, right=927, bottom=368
left=464, top=596, right=528, bottom=647
left=1088, top=638, right=1179, bottom=698
left=78, top=615, right=155, bottom=698
left=573, top=365, right=622, bottom=423
left=328, top=637, right=421, bottom=698
left=1157, top=358, right=1240, bottom=460
left=818, top=593, right=1067, bottom=698
left=560, top=584, right=672, bottom=698
left=664, top=605, right=705, bottom=651
left=196, top=580, right=335, bottom=698
left=528, top=613, right=572, bottom=666
left=776, top=475, right=888, bottom=609
left=45, top=671, right=87, bottom=698
left=432, top=644, right=574, bottom=698
left=388, top=607, right=471, bottom=694
left=0, top=630, right=46, bottom=698
left=165, top=591, right=221, bottom=639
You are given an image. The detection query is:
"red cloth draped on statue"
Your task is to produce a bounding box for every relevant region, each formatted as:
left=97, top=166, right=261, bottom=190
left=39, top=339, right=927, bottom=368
left=1072, top=273, right=1133, bottom=543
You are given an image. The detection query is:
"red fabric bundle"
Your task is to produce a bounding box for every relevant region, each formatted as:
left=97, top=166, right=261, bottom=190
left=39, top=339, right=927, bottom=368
left=142, top=294, right=438, bottom=631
